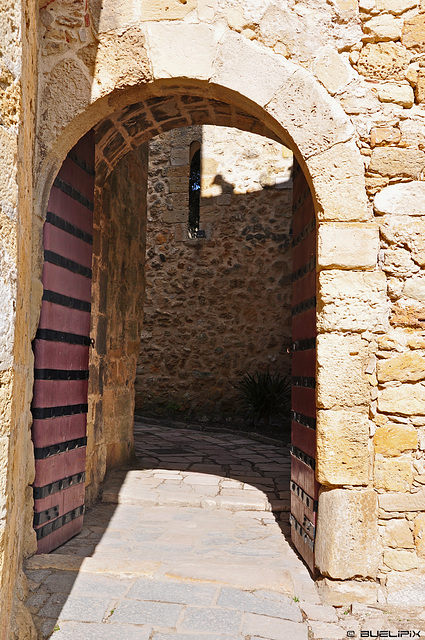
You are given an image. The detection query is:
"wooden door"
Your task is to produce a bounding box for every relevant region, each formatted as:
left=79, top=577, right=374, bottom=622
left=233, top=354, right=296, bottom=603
left=290, top=157, right=319, bottom=574
left=31, top=132, right=95, bottom=553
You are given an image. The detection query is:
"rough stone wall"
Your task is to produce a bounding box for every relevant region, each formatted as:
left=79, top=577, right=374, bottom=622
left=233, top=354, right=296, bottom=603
left=135, top=125, right=293, bottom=418
left=0, top=0, right=38, bottom=637
left=86, top=144, right=148, bottom=505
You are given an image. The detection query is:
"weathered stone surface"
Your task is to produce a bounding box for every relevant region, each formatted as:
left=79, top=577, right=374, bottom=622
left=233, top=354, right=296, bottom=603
left=377, top=352, right=425, bottom=383
left=386, top=570, right=425, bottom=605
left=382, top=247, right=419, bottom=276
left=311, top=45, right=351, bottom=95
left=379, top=488, right=425, bottom=512
left=383, top=549, right=418, bottom=571
left=413, top=513, right=425, bottom=558
left=317, top=271, right=388, bottom=333
left=316, top=410, right=370, bottom=486
left=374, top=455, right=413, bottom=492
left=363, top=15, right=403, bottom=42
left=415, top=71, right=425, bottom=103
left=379, top=215, right=425, bottom=267
left=378, top=383, right=425, bottom=416
left=147, top=23, right=216, bottom=80
left=401, top=13, right=425, bottom=53
left=307, top=142, right=371, bottom=222
left=370, top=126, right=401, bottom=147
left=377, top=83, right=414, bottom=108
left=382, top=518, right=414, bottom=549
left=374, top=182, right=425, bottom=216
left=317, top=223, right=378, bottom=269
left=267, top=67, right=355, bottom=160
left=317, top=578, right=379, bottom=605
left=317, top=334, right=369, bottom=409
left=357, top=42, right=411, bottom=80
left=391, top=300, right=425, bottom=329
left=404, top=277, right=425, bottom=303
left=374, top=424, right=418, bottom=456
left=375, top=0, right=417, bottom=13
left=315, top=489, right=380, bottom=579
left=369, top=148, right=425, bottom=179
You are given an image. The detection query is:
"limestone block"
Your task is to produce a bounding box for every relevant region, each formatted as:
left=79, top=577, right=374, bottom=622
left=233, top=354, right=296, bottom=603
left=90, top=27, right=152, bottom=95
left=379, top=487, right=425, bottom=512
left=0, top=127, right=18, bottom=207
left=379, top=214, right=425, bottom=267
left=267, top=68, right=355, bottom=160
left=0, top=276, right=15, bottom=371
left=378, top=83, right=414, bottom=108
left=40, top=59, right=91, bottom=149
left=316, top=410, right=370, bottom=486
left=317, top=223, right=378, bottom=269
left=311, top=45, right=351, bottom=95
left=315, top=488, right=380, bottom=579
left=401, top=13, right=425, bottom=53
left=374, top=455, right=413, bottom=491
left=375, top=0, right=417, bottom=14
left=382, top=518, right=414, bottom=549
left=317, top=578, right=379, bottom=605
left=378, top=383, right=425, bottom=416
left=386, top=570, right=425, bottom=606
left=147, top=22, right=217, bottom=80
left=369, top=148, right=425, bottom=179
left=317, top=334, right=369, bottom=409
left=357, top=42, right=411, bottom=81
left=363, top=15, right=403, bottom=42
left=306, top=142, right=371, bottom=222
left=382, top=247, right=419, bottom=276
left=377, top=351, right=425, bottom=384
left=415, top=71, right=425, bottom=103
left=391, top=300, right=425, bottom=329
left=399, top=119, right=425, bottom=149
left=374, top=423, right=418, bottom=456
left=212, top=32, right=297, bottom=111
left=384, top=549, right=418, bottom=571
left=413, top=513, right=425, bottom=558
left=95, top=0, right=197, bottom=32
left=317, top=271, right=388, bottom=333
left=370, top=126, right=401, bottom=147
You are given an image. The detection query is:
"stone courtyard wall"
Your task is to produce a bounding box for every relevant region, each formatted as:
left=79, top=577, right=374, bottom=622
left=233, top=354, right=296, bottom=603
left=135, top=125, right=293, bottom=418
left=1, top=0, right=425, bottom=634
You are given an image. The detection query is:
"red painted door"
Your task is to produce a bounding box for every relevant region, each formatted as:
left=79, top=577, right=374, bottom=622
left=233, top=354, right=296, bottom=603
left=290, top=157, right=319, bottom=574
left=31, top=132, right=95, bottom=554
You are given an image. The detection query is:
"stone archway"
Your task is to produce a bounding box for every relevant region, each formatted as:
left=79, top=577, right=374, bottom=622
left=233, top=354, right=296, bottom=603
left=19, top=17, right=387, bottom=619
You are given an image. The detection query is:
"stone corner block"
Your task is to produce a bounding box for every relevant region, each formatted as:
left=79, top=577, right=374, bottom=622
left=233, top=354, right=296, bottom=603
left=306, top=142, right=371, bottom=223
left=317, top=270, right=388, bottom=333
left=315, top=488, right=380, bottom=579
left=317, top=577, right=380, bottom=606
left=316, top=410, right=370, bottom=486
left=317, top=334, right=370, bottom=410
left=317, top=223, right=379, bottom=269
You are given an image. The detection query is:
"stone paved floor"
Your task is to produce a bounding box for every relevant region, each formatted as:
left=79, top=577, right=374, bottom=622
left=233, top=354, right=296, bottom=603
left=25, top=420, right=425, bottom=639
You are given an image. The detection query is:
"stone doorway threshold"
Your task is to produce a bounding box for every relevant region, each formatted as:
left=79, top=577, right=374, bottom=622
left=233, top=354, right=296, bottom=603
left=25, top=420, right=425, bottom=639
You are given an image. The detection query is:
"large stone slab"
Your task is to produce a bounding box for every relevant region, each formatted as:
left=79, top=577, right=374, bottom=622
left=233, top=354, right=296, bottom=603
left=315, top=489, right=380, bottom=579
left=317, top=334, right=369, bottom=409
left=316, top=410, right=370, bottom=486
left=374, top=423, right=418, bottom=456
left=317, top=270, right=388, bottom=332
left=317, top=223, right=378, bottom=269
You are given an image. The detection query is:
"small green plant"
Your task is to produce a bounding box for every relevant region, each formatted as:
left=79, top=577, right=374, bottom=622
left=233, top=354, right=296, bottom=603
left=236, top=370, right=291, bottom=427
left=293, top=596, right=300, bottom=602
left=53, top=625, right=60, bottom=633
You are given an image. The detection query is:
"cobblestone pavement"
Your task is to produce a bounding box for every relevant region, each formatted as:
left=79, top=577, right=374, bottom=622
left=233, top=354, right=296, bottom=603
left=25, top=420, right=425, bottom=639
